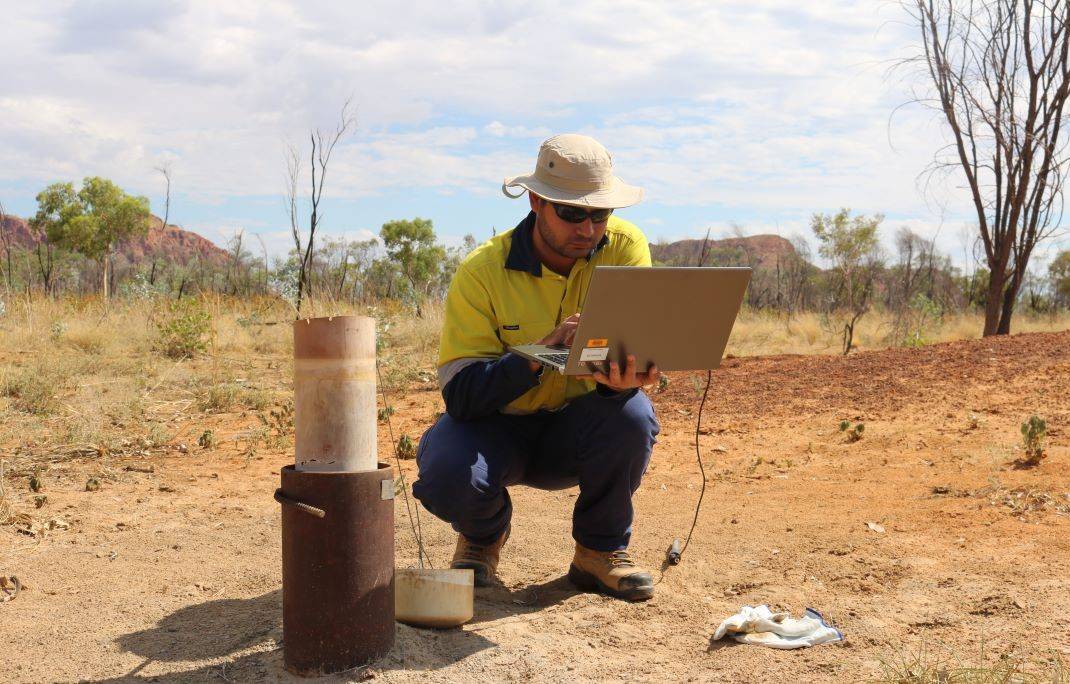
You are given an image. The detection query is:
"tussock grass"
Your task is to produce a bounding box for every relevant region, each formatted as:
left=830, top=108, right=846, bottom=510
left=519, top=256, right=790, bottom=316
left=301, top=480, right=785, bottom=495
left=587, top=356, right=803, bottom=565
left=196, top=381, right=273, bottom=413
left=873, top=644, right=1064, bottom=683
left=1, top=362, right=74, bottom=415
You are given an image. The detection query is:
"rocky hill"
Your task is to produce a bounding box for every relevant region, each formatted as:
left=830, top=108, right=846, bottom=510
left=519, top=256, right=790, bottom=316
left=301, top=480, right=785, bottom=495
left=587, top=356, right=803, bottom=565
left=650, top=233, right=800, bottom=269
left=0, top=213, right=228, bottom=266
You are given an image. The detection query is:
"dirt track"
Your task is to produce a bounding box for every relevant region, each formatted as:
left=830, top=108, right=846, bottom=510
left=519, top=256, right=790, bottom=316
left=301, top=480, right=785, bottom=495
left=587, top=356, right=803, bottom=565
left=2, top=331, right=1068, bottom=682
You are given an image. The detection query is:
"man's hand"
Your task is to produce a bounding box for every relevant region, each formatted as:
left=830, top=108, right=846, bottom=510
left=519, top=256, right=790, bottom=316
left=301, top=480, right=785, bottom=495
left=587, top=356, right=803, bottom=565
left=538, top=313, right=581, bottom=347
left=588, top=355, right=659, bottom=392
left=526, top=314, right=581, bottom=374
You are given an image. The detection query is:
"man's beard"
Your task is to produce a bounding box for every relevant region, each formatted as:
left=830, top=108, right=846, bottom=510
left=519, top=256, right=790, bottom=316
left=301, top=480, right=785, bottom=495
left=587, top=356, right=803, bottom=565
left=535, top=212, right=588, bottom=260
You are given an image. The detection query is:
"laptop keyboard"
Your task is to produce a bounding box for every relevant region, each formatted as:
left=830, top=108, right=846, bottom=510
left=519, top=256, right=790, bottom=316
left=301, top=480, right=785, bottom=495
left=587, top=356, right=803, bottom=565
left=536, top=352, right=570, bottom=365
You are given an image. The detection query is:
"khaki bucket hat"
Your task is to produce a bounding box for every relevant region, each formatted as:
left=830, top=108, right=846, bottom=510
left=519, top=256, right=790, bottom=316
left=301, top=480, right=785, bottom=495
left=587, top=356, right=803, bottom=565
left=502, top=133, right=644, bottom=208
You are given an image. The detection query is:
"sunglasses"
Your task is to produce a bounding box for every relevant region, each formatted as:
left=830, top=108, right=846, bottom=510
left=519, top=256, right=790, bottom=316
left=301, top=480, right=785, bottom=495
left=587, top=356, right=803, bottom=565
left=548, top=201, right=614, bottom=224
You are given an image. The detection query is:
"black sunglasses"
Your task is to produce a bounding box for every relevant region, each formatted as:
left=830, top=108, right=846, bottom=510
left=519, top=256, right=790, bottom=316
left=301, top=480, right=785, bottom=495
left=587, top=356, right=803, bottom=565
left=548, top=201, right=614, bottom=224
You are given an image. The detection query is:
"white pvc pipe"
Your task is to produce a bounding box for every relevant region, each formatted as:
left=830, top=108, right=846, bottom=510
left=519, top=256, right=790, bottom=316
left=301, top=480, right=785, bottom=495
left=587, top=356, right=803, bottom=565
left=293, top=316, right=377, bottom=473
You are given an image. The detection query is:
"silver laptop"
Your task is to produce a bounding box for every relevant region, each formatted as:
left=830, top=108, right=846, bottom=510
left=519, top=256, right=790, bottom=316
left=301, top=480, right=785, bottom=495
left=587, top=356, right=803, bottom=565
left=510, top=266, right=751, bottom=375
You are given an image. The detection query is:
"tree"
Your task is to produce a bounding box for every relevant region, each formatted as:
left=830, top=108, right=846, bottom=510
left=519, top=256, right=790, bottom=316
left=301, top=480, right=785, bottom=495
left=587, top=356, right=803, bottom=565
left=903, top=0, right=1070, bottom=335
left=286, top=100, right=356, bottom=316
left=31, top=178, right=151, bottom=298
left=811, top=209, right=884, bottom=354
left=380, top=217, right=446, bottom=316
left=0, top=199, right=12, bottom=289
left=1050, top=249, right=1070, bottom=308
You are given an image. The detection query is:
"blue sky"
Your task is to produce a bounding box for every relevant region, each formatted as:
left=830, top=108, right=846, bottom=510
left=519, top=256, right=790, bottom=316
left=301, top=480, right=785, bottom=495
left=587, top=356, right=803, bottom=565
left=1, top=0, right=1066, bottom=269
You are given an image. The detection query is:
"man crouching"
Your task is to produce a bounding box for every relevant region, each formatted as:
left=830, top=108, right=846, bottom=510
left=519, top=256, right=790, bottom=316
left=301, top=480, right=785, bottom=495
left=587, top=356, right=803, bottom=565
left=412, top=134, right=660, bottom=601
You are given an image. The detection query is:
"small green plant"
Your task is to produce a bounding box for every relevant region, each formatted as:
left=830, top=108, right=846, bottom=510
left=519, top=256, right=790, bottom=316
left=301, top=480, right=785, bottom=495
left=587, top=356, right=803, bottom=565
left=29, top=470, right=42, bottom=492
left=154, top=298, right=212, bottom=359
left=258, top=401, right=294, bottom=449
left=198, top=429, right=215, bottom=449
left=657, top=375, right=670, bottom=393
left=840, top=420, right=865, bottom=442
left=34, top=495, right=47, bottom=509
left=85, top=477, right=100, bottom=492
left=377, top=406, right=395, bottom=423
left=396, top=434, right=416, bottom=459
left=1020, top=415, right=1047, bottom=466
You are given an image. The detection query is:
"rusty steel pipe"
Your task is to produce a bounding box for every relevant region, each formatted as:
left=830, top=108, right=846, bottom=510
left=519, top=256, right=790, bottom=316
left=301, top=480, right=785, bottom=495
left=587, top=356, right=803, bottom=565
left=281, top=316, right=395, bottom=676
left=280, top=463, right=395, bottom=675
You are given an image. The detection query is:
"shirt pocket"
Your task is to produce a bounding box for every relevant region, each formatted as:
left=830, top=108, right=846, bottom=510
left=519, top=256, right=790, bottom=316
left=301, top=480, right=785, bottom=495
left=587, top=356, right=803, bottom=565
left=498, top=318, right=557, bottom=348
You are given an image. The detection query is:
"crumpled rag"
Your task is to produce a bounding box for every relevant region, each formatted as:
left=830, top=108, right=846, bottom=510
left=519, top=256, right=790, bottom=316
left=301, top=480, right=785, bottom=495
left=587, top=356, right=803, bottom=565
left=712, top=605, right=843, bottom=649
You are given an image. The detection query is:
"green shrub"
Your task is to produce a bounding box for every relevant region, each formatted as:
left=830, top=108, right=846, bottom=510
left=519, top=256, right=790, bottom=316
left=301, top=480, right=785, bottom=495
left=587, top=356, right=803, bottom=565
left=1020, top=415, right=1047, bottom=466
left=397, top=434, right=416, bottom=459
left=840, top=420, right=865, bottom=442
left=155, top=299, right=211, bottom=359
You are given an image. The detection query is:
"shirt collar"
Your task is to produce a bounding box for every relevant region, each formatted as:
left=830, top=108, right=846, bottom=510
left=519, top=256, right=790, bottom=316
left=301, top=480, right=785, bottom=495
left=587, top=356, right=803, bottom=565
left=504, top=211, right=610, bottom=277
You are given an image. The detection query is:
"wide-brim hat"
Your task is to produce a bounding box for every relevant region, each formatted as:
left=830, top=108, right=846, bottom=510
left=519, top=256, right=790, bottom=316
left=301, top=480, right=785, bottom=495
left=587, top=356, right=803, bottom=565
left=502, top=133, right=644, bottom=209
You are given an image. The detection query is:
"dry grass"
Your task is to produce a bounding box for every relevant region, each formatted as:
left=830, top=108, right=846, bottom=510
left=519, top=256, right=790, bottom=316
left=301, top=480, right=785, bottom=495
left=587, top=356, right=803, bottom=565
left=0, top=293, right=1067, bottom=466
left=873, top=644, right=1064, bottom=683
left=725, top=310, right=1070, bottom=357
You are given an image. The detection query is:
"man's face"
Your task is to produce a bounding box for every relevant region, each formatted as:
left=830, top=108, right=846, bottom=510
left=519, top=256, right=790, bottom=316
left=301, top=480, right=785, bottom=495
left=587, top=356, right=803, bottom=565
left=530, top=195, right=610, bottom=261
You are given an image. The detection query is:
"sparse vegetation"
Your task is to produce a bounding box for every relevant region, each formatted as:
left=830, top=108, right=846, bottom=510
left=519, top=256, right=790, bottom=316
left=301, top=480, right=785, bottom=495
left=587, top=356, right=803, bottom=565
left=1019, top=415, right=1047, bottom=467
left=1, top=363, right=66, bottom=415
left=396, top=434, right=416, bottom=459
left=258, top=401, right=294, bottom=449
left=840, top=420, right=865, bottom=442
left=197, top=381, right=272, bottom=413
left=873, top=643, right=1064, bottom=683
left=154, top=298, right=212, bottom=359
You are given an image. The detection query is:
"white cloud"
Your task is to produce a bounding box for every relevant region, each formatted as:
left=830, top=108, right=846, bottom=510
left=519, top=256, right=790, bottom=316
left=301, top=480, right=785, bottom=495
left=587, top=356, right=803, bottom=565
left=0, top=0, right=985, bottom=254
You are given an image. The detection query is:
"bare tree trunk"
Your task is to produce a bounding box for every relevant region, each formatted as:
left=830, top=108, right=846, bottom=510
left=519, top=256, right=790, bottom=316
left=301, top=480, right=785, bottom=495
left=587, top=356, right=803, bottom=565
left=35, top=242, right=54, bottom=295
left=289, top=99, right=356, bottom=318
left=102, top=256, right=110, bottom=299
left=0, top=200, right=11, bottom=290
left=696, top=228, right=712, bottom=267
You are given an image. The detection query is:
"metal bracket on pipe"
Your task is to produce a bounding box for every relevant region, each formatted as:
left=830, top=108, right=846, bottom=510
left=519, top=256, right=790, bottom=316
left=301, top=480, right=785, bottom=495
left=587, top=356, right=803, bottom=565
left=381, top=479, right=396, bottom=500
left=274, top=488, right=326, bottom=518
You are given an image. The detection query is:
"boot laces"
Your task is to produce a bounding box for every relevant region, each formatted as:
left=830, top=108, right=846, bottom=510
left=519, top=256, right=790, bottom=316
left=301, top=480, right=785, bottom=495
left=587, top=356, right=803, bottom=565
left=607, top=549, right=635, bottom=568
left=458, top=539, right=491, bottom=563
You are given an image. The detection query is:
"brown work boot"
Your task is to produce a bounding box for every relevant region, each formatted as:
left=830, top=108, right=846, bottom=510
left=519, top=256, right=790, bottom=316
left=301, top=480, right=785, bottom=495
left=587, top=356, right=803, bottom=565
left=568, top=544, right=654, bottom=602
left=450, top=528, right=509, bottom=587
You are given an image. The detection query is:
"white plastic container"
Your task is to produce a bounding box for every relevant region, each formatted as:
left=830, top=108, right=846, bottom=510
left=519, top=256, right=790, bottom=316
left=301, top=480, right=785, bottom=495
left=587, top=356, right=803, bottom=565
left=394, top=568, right=474, bottom=628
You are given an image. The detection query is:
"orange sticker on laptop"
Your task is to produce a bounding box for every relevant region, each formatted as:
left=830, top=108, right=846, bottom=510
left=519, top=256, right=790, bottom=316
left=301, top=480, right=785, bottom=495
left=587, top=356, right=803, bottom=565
left=586, top=338, right=608, bottom=347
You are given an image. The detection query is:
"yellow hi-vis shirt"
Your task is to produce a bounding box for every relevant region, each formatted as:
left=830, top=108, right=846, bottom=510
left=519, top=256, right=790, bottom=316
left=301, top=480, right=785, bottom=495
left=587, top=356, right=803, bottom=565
left=437, top=211, right=652, bottom=414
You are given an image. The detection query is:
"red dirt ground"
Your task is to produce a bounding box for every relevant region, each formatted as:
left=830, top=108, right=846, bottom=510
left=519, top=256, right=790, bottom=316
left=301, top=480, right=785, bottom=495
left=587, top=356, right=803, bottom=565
left=2, top=331, right=1068, bottom=682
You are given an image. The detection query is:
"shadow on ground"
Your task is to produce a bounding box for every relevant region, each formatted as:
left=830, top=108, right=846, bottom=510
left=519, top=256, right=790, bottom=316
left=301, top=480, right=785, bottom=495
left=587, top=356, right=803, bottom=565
left=89, top=583, right=586, bottom=682
left=467, top=573, right=582, bottom=625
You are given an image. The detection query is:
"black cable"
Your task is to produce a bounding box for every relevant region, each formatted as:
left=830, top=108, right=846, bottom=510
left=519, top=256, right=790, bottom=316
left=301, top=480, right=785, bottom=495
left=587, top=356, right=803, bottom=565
left=376, top=358, right=433, bottom=570
left=677, top=369, right=712, bottom=561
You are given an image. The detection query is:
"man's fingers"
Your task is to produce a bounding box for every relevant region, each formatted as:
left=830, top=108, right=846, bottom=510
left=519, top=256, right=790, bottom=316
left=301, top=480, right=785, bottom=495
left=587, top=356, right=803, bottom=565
left=644, top=363, right=660, bottom=387
left=622, top=355, right=638, bottom=385
left=607, top=361, right=621, bottom=387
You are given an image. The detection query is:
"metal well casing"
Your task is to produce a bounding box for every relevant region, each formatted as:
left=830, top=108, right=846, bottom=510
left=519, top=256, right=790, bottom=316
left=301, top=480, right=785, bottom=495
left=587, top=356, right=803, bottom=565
left=293, top=316, right=377, bottom=472
left=280, top=463, right=395, bottom=676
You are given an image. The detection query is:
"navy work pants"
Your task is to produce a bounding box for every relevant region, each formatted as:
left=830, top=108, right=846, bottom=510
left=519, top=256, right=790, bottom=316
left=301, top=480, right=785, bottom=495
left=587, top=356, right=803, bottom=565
left=412, top=390, right=659, bottom=552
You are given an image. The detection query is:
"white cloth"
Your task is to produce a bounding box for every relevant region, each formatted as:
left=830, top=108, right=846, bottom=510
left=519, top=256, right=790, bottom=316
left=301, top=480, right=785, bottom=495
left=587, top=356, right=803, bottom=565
left=712, top=605, right=843, bottom=649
